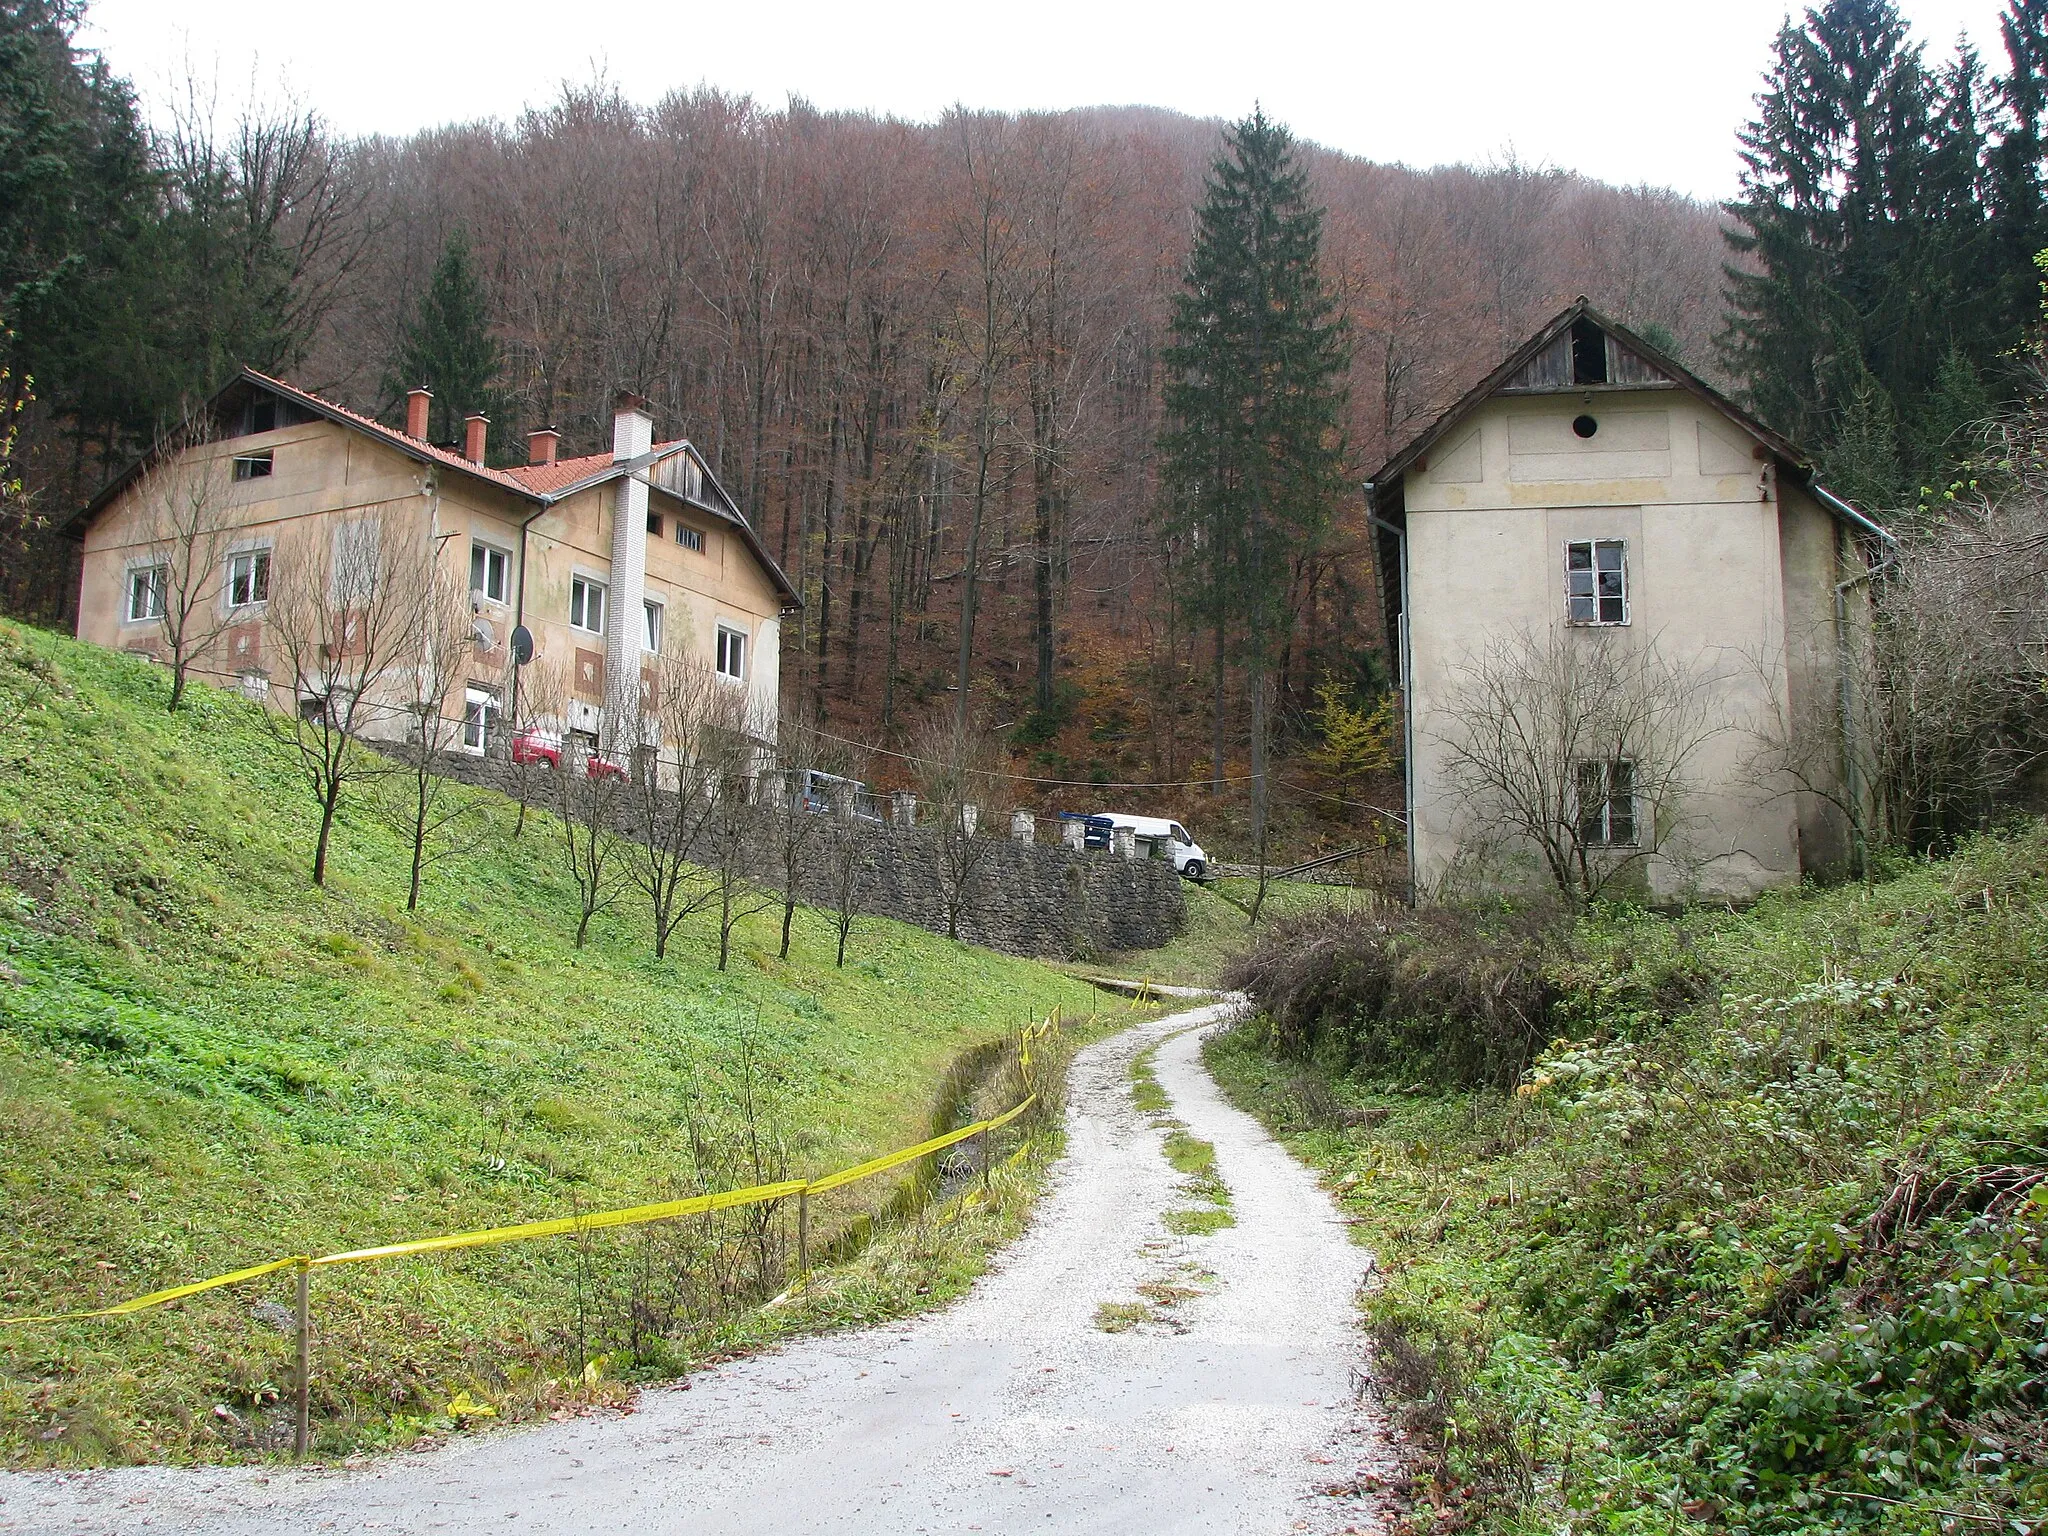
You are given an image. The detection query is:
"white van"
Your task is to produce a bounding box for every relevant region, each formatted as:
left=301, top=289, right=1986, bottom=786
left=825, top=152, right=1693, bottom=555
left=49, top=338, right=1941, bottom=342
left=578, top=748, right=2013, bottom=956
left=1093, top=813, right=1209, bottom=880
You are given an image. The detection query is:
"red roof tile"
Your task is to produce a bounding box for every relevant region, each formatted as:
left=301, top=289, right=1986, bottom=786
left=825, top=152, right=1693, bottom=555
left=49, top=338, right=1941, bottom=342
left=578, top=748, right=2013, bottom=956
left=243, top=370, right=539, bottom=498
left=504, top=442, right=685, bottom=496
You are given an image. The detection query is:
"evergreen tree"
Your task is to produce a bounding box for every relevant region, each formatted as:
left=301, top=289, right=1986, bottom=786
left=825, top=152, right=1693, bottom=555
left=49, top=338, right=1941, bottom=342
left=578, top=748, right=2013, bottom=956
left=1160, top=109, right=1349, bottom=897
left=386, top=229, right=503, bottom=446
left=1720, top=0, right=2045, bottom=506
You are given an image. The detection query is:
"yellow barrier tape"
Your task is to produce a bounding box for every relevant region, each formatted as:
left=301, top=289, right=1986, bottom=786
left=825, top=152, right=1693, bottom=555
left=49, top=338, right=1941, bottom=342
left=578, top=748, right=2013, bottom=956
left=313, top=1180, right=811, bottom=1267
left=1, top=1014, right=1066, bottom=1327
left=0, top=1255, right=308, bottom=1328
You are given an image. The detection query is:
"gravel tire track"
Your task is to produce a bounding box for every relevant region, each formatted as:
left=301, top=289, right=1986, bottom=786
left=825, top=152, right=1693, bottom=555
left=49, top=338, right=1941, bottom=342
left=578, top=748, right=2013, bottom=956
left=0, top=1002, right=1389, bottom=1535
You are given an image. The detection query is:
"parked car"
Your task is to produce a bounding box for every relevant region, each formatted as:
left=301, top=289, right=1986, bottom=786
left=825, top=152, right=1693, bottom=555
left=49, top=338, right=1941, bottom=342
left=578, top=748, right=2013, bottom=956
left=510, top=731, right=561, bottom=769
left=1092, top=812, right=1209, bottom=880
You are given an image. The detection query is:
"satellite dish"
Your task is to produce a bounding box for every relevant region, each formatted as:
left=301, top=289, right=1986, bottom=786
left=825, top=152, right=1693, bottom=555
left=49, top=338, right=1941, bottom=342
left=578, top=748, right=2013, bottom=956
left=510, top=624, right=534, bottom=665
left=471, top=615, right=496, bottom=650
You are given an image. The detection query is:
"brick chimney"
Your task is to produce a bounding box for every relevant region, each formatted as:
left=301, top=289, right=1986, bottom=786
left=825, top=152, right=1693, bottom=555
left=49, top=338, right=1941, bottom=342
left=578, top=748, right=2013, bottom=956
left=527, top=427, right=560, bottom=467
left=405, top=387, right=432, bottom=440
left=463, top=413, right=489, bottom=464
left=612, top=390, right=653, bottom=463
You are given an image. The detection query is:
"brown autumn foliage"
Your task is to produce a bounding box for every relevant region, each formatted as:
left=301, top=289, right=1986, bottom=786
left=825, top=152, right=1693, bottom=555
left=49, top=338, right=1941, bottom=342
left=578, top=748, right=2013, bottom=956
left=24, top=88, right=1730, bottom=843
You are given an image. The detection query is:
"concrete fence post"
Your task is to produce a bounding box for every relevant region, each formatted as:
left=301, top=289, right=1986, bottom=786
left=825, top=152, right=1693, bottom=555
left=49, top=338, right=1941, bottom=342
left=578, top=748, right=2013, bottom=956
left=758, top=769, right=786, bottom=809
left=1060, top=818, right=1086, bottom=851
left=827, top=781, right=856, bottom=821
left=891, top=790, right=918, bottom=828
left=960, top=804, right=979, bottom=838
left=1112, top=826, right=1137, bottom=860
left=1010, top=809, right=1035, bottom=845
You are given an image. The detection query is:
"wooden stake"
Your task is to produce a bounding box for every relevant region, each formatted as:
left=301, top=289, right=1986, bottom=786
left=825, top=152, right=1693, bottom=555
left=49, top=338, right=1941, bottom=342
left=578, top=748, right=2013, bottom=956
left=797, top=1189, right=810, bottom=1277
left=981, top=1128, right=992, bottom=1191
left=293, top=1259, right=311, bottom=1460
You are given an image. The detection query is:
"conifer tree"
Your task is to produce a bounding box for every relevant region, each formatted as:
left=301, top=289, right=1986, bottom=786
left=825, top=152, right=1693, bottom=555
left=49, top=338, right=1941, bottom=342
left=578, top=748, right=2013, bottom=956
left=386, top=229, right=503, bottom=446
left=1720, top=0, right=2043, bottom=505
left=1160, top=109, right=1349, bottom=902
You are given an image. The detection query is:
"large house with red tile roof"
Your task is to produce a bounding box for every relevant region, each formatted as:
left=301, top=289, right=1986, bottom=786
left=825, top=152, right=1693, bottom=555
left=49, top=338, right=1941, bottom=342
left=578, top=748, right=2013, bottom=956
left=66, top=370, right=797, bottom=760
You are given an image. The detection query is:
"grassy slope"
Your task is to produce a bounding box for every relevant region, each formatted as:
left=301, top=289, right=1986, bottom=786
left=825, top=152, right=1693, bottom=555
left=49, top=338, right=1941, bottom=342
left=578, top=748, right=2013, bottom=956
left=1209, top=838, right=2048, bottom=1535
left=1092, top=875, right=1374, bottom=988
left=0, top=620, right=1102, bottom=1464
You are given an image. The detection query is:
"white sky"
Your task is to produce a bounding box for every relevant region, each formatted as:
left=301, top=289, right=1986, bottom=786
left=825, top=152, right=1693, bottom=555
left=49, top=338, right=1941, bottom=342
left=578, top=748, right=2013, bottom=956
left=84, top=0, right=2015, bottom=202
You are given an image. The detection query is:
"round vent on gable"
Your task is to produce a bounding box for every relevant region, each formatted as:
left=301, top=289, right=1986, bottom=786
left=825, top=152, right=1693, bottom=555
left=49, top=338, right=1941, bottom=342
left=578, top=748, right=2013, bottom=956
left=1572, top=414, right=1599, bottom=439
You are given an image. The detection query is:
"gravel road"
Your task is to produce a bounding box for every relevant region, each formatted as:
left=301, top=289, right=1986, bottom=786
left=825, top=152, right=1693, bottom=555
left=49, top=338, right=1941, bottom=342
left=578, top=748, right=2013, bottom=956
left=0, top=1002, right=1390, bottom=1535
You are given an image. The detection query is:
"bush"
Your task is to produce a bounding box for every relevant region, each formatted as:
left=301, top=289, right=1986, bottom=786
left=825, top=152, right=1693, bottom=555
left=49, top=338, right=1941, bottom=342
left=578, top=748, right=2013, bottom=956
left=1223, top=906, right=1568, bottom=1089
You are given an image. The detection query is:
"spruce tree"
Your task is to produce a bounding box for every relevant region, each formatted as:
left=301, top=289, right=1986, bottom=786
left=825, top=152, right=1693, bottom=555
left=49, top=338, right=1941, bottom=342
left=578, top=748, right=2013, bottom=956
left=386, top=229, right=503, bottom=446
left=1719, top=0, right=2048, bottom=505
left=1160, top=108, right=1349, bottom=902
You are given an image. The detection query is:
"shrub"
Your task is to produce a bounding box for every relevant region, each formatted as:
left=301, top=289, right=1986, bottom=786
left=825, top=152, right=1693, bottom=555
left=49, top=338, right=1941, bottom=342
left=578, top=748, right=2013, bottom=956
left=1223, top=906, right=1568, bottom=1089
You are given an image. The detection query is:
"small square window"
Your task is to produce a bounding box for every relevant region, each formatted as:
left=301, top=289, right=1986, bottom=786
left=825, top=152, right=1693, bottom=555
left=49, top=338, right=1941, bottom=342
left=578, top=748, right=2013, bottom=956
left=126, top=564, right=166, bottom=622
left=1577, top=759, right=1637, bottom=848
left=643, top=600, right=662, bottom=654
left=715, top=625, right=746, bottom=682
left=462, top=684, right=499, bottom=755
left=226, top=549, right=270, bottom=607
left=1565, top=539, right=1628, bottom=625
left=470, top=541, right=509, bottom=604
left=646, top=511, right=663, bottom=536
left=232, top=451, right=274, bottom=481
left=677, top=523, right=705, bottom=554
left=570, top=577, right=606, bottom=634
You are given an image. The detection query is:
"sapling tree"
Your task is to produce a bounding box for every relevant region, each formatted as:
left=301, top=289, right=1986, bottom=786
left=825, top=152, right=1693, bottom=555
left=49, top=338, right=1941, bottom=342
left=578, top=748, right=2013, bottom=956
left=766, top=703, right=826, bottom=960
left=553, top=697, right=633, bottom=947
left=131, top=414, right=240, bottom=711
left=265, top=506, right=434, bottom=884
left=913, top=705, right=1013, bottom=940
left=381, top=563, right=486, bottom=910
left=625, top=655, right=722, bottom=960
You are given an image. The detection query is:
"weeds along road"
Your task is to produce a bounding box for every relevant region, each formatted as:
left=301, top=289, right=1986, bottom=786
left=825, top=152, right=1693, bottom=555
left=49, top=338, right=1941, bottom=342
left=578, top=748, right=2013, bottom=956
left=0, top=1003, right=1389, bottom=1536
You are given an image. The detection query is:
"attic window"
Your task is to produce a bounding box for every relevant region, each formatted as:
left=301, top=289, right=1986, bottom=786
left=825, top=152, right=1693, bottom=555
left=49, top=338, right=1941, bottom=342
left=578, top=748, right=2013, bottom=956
left=247, top=396, right=278, bottom=435
left=677, top=524, right=705, bottom=554
left=1571, top=319, right=1609, bottom=386
left=233, top=451, right=274, bottom=481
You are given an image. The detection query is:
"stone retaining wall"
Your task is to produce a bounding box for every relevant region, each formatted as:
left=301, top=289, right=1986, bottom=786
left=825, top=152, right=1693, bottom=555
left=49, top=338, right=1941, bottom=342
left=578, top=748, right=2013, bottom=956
left=431, top=751, right=1184, bottom=959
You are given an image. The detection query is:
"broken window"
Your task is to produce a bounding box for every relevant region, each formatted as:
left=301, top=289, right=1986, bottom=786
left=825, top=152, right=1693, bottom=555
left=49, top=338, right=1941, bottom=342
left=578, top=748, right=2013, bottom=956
left=1570, top=318, right=1609, bottom=386
left=1577, top=760, right=1637, bottom=848
left=1566, top=539, right=1628, bottom=625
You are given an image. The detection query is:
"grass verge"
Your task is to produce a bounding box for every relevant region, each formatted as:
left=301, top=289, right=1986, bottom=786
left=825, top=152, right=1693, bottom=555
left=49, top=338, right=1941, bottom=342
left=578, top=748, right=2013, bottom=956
left=1208, top=830, right=2048, bottom=1536
left=0, top=619, right=1102, bottom=1465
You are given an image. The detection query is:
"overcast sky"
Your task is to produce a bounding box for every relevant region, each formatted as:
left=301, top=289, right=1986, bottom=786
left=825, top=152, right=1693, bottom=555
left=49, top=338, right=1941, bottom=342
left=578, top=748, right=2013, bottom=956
left=82, top=0, right=2015, bottom=203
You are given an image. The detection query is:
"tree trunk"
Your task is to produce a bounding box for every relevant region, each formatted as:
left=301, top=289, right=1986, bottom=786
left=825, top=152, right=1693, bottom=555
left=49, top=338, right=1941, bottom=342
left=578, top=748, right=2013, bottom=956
left=312, top=778, right=341, bottom=886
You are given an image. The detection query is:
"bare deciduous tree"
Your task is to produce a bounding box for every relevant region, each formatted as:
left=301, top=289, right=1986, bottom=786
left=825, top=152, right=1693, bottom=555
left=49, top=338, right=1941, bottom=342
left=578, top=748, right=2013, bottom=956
left=133, top=420, right=240, bottom=712
left=1435, top=626, right=1726, bottom=906
left=823, top=744, right=879, bottom=968
left=699, top=686, right=775, bottom=972
left=912, top=706, right=1014, bottom=940
left=766, top=704, right=827, bottom=961
left=381, top=563, right=487, bottom=910
left=265, top=507, right=433, bottom=885
left=626, top=656, right=722, bottom=961
left=553, top=699, right=633, bottom=948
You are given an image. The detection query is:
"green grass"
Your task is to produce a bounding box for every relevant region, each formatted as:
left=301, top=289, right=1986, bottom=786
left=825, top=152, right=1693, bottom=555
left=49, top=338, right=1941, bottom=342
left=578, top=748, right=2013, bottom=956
left=0, top=620, right=1102, bottom=1466
left=1128, top=1039, right=1233, bottom=1234
left=1208, top=832, right=2048, bottom=1536
left=1090, top=875, right=1378, bottom=989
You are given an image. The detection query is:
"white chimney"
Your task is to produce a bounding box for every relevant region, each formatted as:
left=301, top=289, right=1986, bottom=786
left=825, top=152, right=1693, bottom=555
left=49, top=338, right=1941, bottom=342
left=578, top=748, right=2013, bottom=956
left=612, top=390, right=653, bottom=463
left=605, top=390, right=653, bottom=747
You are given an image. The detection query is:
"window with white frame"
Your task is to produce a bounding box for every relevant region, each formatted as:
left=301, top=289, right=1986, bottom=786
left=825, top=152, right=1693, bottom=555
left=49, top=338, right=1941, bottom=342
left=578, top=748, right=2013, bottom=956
left=715, top=624, right=746, bottom=682
left=126, top=564, right=166, bottom=622
left=226, top=548, right=270, bottom=608
left=570, top=576, right=606, bottom=634
left=676, top=523, right=705, bottom=553
left=1566, top=539, right=1628, bottom=625
left=470, top=541, right=509, bottom=604
left=643, top=599, right=663, bottom=654
left=1576, top=759, right=1637, bottom=848
left=461, top=684, right=500, bottom=755
left=231, top=450, right=274, bottom=482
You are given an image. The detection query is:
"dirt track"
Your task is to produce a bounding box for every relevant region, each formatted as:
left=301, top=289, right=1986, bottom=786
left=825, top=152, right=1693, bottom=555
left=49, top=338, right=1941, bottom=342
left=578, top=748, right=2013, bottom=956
left=0, top=1002, right=1390, bottom=1535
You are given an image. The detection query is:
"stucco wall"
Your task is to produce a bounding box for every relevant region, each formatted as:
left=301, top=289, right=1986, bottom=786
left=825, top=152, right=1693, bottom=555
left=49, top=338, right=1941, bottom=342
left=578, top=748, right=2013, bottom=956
left=1402, top=388, right=1842, bottom=903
